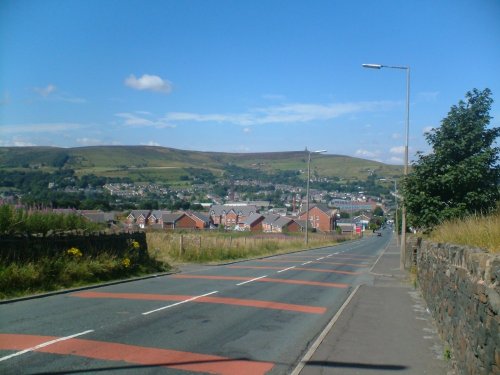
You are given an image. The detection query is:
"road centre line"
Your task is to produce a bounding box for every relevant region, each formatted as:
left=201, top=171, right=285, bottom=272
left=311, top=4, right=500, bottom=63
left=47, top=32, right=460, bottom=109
left=0, top=330, right=94, bottom=362
left=142, top=291, right=218, bottom=315
left=277, top=266, right=296, bottom=273
left=72, top=291, right=326, bottom=314
left=236, top=275, right=268, bottom=286
left=302, top=261, right=312, bottom=265
left=316, top=257, right=325, bottom=260
left=171, top=274, right=348, bottom=288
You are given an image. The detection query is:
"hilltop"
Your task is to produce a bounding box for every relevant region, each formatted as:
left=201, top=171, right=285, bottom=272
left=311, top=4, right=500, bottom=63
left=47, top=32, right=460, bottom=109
left=0, top=146, right=402, bottom=183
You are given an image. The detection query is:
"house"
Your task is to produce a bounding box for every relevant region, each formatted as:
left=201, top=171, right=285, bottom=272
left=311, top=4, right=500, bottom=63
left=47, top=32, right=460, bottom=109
left=80, top=210, right=116, bottom=225
left=271, top=217, right=301, bottom=233
left=262, top=214, right=281, bottom=232
left=241, top=213, right=265, bottom=232
left=126, top=210, right=151, bottom=229
left=336, top=219, right=356, bottom=234
left=162, top=213, right=197, bottom=230
left=148, top=210, right=169, bottom=226
left=298, top=203, right=338, bottom=232
left=186, top=211, right=211, bottom=229
left=209, top=205, right=258, bottom=228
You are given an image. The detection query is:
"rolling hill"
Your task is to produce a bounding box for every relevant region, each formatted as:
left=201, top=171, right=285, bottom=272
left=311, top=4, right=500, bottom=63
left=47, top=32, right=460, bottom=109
left=0, top=146, right=403, bottom=182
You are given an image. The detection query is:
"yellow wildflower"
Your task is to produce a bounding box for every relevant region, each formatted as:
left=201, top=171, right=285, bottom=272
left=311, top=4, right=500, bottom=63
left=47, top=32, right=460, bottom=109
left=67, top=247, right=82, bottom=257
left=122, top=257, right=131, bottom=268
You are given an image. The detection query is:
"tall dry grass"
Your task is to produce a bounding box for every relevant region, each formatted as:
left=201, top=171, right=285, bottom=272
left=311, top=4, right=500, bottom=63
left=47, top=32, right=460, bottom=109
left=147, top=231, right=349, bottom=264
left=428, top=211, right=500, bottom=253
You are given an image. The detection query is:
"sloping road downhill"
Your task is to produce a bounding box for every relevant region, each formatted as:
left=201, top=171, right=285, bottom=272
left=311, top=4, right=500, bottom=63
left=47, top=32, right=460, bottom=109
left=0, top=231, right=391, bottom=374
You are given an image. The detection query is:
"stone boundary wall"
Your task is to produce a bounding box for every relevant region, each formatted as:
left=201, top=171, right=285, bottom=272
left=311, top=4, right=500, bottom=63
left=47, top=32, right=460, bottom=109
left=413, top=238, right=499, bottom=374
left=0, top=231, right=148, bottom=263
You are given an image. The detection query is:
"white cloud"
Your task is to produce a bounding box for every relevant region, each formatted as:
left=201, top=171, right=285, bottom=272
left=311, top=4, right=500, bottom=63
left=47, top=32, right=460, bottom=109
left=32, top=85, right=86, bottom=103
left=0, top=137, right=37, bottom=147
left=141, top=141, right=161, bottom=146
left=391, top=133, right=401, bottom=139
left=161, top=100, right=396, bottom=127
left=115, top=112, right=176, bottom=128
left=243, top=127, right=251, bottom=133
left=390, top=146, right=405, bottom=154
left=34, top=84, right=56, bottom=97
left=125, top=74, right=172, bottom=93
left=76, top=137, right=102, bottom=146
left=355, top=149, right=380, bottom=158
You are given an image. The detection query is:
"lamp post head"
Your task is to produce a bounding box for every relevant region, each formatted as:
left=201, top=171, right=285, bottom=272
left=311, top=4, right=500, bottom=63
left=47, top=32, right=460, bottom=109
left=362, top=63, right=383, bottom=69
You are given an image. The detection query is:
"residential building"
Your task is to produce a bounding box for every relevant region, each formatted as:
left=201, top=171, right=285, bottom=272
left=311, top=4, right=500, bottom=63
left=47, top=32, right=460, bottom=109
left=209, top=205, right=258, bottom=228
left=298, top=203, right=338, bottom=232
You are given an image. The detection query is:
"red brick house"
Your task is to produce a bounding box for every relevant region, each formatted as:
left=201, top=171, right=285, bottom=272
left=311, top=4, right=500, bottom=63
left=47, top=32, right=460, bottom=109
left=299, top=203, right=338, bottom=232
left=209, top=205, right=258, bottom=228
left=162, top=213, right=197, bottom=230
left=241, top=213, right=265, bottom=232
left=126, top=210, right=151, bottom=229
left=186, top=211, right=211, bottom=229
left=271, top=217, right=301, bottom=233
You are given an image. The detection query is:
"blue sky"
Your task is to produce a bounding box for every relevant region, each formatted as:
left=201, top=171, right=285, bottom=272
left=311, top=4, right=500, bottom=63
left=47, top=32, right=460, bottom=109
left=1, top=0, right=499, bottom=165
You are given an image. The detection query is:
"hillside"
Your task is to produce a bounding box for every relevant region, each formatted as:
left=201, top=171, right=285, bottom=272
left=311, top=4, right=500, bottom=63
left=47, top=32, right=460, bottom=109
left=0, top=146, right=403, bottom=182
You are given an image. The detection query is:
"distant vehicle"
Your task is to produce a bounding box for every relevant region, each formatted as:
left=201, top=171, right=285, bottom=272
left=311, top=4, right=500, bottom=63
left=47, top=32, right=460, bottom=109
left=377, top=232, right=382, bottom=237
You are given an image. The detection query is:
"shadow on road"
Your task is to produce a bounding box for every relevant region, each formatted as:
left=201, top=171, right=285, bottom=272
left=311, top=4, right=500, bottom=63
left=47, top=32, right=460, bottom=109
left=305, top=360, right=408, bottom=371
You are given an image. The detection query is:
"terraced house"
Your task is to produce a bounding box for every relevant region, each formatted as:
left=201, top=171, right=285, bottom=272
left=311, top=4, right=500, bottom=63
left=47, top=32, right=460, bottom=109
left=209, top=204, right=259, bottom=228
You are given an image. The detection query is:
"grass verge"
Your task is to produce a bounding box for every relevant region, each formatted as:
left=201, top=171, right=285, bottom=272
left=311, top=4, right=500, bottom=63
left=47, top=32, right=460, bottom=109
left=428, top=211, right=500, bottom=253
left=0, top=253, right=170, bottom=300
left=147, top=231, right=352, bottom=264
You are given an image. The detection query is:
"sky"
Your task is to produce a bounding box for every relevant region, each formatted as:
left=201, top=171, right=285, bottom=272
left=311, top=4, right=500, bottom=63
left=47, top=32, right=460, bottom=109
left=1, top=0, right=499, bottom=165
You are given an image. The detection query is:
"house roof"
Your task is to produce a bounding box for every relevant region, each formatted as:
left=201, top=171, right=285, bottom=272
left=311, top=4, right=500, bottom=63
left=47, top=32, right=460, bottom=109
left=209, top=205, right=258, bottom=216
left=262, top=213, right=281, bottom=225
left=162, top=213, right=185, bottom=224
left=187, top=211, right=210, bottom=223
left=242, top=213, right=264, bottom=226
left=129, top=210, right=151, bottom=218
left=272, top=217, right=294, bottom=229
left=300, top=203, right=336, bottom=216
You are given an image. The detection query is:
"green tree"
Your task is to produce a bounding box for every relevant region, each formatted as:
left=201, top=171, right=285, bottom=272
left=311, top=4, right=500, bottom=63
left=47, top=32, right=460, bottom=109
left=373, top=206, right=384, bottom=216
left=403, top=88, right=500, bottom=230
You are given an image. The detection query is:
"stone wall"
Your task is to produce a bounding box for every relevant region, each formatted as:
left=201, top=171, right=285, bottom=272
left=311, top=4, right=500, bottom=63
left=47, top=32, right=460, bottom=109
left=414, top=238, right=500, bottom=374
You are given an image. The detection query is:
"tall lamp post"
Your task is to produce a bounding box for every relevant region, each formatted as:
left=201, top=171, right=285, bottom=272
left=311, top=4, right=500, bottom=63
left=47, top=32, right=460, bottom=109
left=305, top=149, right=327, bottom=245
left=362, top=63, right=410, bottom=271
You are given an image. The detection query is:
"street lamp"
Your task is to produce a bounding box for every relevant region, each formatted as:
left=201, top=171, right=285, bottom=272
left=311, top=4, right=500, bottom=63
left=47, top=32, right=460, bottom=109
left=363, top=63, right=410, bottom=271
left=305, top=149, right=327, bottom=245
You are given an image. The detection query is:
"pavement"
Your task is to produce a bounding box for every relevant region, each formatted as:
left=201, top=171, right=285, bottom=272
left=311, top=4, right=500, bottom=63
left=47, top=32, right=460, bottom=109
left=296, top=234, right=454, bottom=375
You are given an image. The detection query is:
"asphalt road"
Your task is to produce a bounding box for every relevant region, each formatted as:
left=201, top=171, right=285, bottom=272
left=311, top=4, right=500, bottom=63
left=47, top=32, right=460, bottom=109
left=0, top=231, right=391, bottom=374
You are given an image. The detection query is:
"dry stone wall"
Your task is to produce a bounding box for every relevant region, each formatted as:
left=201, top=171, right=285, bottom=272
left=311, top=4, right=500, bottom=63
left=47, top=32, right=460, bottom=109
left=414, top=238, right=500, bottom=374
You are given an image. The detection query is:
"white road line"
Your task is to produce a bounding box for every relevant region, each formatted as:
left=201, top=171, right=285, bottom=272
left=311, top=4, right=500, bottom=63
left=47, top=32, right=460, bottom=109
left=277, top=266, right=296, bottom=273
left=142, top=291, right=218, bottom=315
left=236, top=275, right=267, bottom=286
left=326, top=254, right=333, bottom=257
left=316, top=257, right=325, bottom=260
left=302, top=261, right=312, bottom=265
left=0, top=329, right=94, bottom=362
